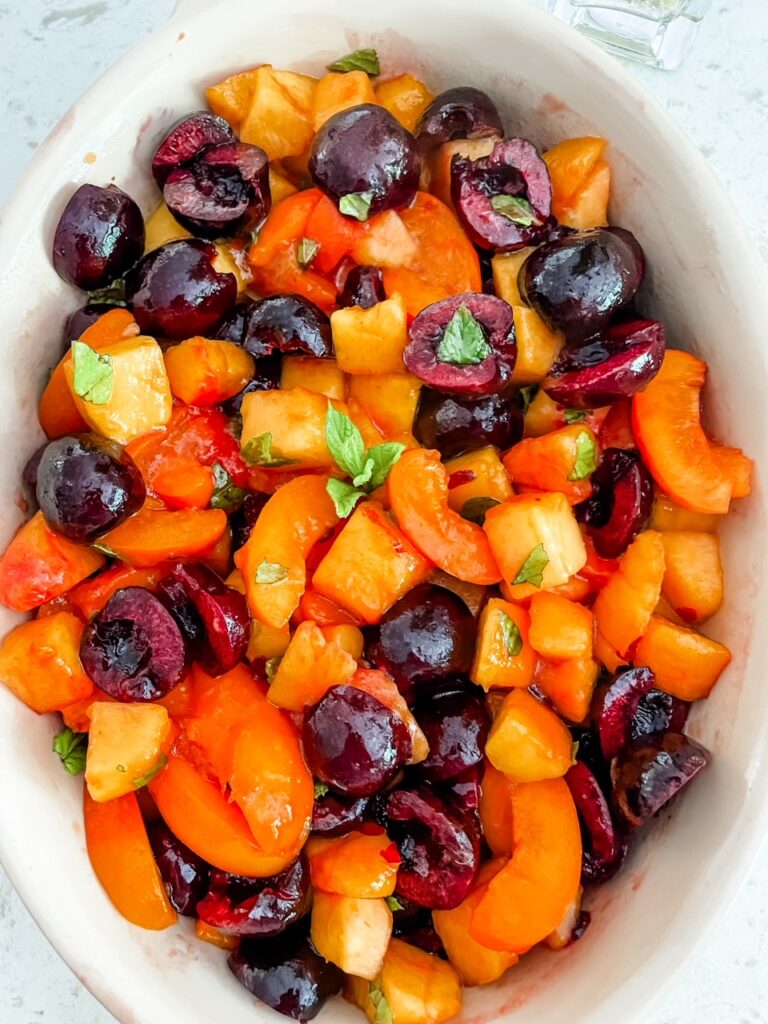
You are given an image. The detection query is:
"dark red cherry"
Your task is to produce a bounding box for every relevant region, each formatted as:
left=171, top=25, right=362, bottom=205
left=311, top=791, right=370, bottom=838
left=542, top=320, right=666, bottom=409
left=126, top=239, right=237, bottom=339
left=80, top=587, right=186, bottom=701
left=386, top=784, right=479, bottom=910
left=366, top=584, right=476, bottom=702
left=147, top=819, right=211, bottom=916
left=612, top=733, right=710, bottom=827
left=229, top=927, right=343, bottom=1021
left=594, top=666, right=656, bottom=761
left=404, top=292, right=516, bottom=395
left=52, top=184, right=145, bottom=290
left=414, top=387, right=523, bottom=458
left=415, top=87, right=503, bottom=149
left=416, top=685, right=490, bottom=781
left=151, top=111, right=235, bottom=187
left=164, top=142, right=271, bottom=239
left=576, top=448, right=654, bottom=558
left=35, top=434, right=145, bottom=542
left=303, top=685, right=412, bottom=797
left=451, top=138, right=552, bottom=251
left=197, top=859, right=310, bottom=937
left=309, top=104, right=421, bottom=217
left=631, top=690, right=690, bottom=742
left=520, top=227, right=645, bottom=342
left=565, top=761, right=626, bottom=884
left=339, top=265, right=385, bottom=309
left=243, top=295, right=333, bottom=359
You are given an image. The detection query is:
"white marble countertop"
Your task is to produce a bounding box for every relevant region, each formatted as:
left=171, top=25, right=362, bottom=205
left=1, top=1, right=767, bottom=1022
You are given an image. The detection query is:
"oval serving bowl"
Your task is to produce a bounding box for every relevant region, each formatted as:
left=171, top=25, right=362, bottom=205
left=0, top=1, right=767, bottom=1022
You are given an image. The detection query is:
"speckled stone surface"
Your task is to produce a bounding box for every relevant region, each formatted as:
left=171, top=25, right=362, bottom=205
left=0, top=1, right=767, bottom=1022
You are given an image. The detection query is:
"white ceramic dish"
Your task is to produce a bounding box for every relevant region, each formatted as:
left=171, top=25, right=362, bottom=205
left=1, top=1, right=767, bottom=1022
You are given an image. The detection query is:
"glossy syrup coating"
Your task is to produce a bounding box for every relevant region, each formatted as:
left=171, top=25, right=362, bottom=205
left=415, top=86, right=504, bottom=148
left=35, top=434, right=145, bottom=543
left=147, top=819, right=211, bottom=916
left=229, top=927, right=343, bottom=1021
left=242, top=295, right=333, bottom=359
left=309, top=104, right=421, bottom=217
left=79, top=587, right=187, bottom=702
left=611, top=732, right=710, bottom=827
left=576, top=448, right=654, bottom=558
left=52, top=183, right=145, bottom=290
left=127, top=238, right=237, bottom=339
left=366, top=583, right=476, bottom=702
left=414, top=387, right=523, bottom=458
left=303, top=685, right=412, bottom=797
left=311, top=792, right=370, bottom=838
left=520, top=227, right=645, bottom=342
left=197, top=858, right=310, bottom=937
left=415, top=684, right=491, bottom=781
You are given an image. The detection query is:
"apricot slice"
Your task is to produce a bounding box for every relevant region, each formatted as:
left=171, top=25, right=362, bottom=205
left=0, top=611, right=93, bottom=713
left=485, top=689, right=574, bottom=782
left=593, top=530, right=665, bottom=658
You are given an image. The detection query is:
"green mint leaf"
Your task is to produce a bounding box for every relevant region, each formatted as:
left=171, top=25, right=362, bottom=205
left=314, top=781, right=330, bottom=799
left=385, top=896, right=404, bottom=912
left=132, top=754, right=168, bottom=790
left=87, top=278, right=127, bottom=307
left=265, top=656, right=282, bottom=683
left=297, top=236, right=321, bottom=270
left=490, top=194, right=541, bottom=227
left=567, top=430, right=599, bottom=481
left=339, top=191, right=374, bottom=222
left=71, top=341, right=114, bottom=405
left=461, top=496, right=501, bottom=525
left=352, top=457, right=375, bottom=489
left=325, top=404, right=368, bottom=478
left=241, top=432, right=295, bottom=467
left=511, top=543, right=550, bottom=587
left=367, top=442, right=405, bottom=490
left=369, top=982, right=393, bottom=1024
left=326, top=478, right=365, bottom=519
left=564, top=408, right=587, bottom=424
left=116, top=763, right=127, bottom=773
left=255, top=559, right=289, bottom=585
left=519, top=384, right=538, bottom=414
left=210, top=462, right=247, bottom=511
left=92, top=541, right=117, bottom=558
left=499, top=610, right=523, bottom=658
left=52, top=727, right=87, bottom=775
left=328, top=48, right=381, bottom=75
left=571, top=740, right=580, bottom=763
left=436, top=304, right=492, bottom=366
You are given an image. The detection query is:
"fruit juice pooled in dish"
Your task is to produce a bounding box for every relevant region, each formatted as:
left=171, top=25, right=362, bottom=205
left=0, top=45, right=751, bottom=1024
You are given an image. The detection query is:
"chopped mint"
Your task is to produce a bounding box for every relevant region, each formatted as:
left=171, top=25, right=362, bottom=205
left=339, top=191, right=375, bottom=222
left=567, top=430, right=599, bottom=481
left=241, top=432, right=295, bottom=468
left=436, top=304, right=492, bottom=366
left=511, top=543, right=550, bottom=587
left=210, top=462, right=246, bottom=511
left=328, top=48, right=381, bottom=76
left=254, top=560, right=289, bottom=585
left=490, top=194, right=541, bottom=227
left=461, top=496, right=501, bottom=525
left=71, top=341, right=113, bottom=405
left=52, top=727, right=87, bottom=776
left=499, top=610, right=523, bottom=658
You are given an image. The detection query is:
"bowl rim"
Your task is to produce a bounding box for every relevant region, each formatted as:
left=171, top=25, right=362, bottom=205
left=2, top=2, right=768, bottom=1023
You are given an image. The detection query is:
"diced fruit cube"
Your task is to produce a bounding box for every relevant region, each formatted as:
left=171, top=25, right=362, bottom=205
left=511, top=306, right=565, bottom=384
left=84, top=790, right=177, bottom=930
left=322, top=624, right=365, bottom=660
left=348, top=373, right=422, bottom=440
left=240, top=65, right=314, bottom=160
left=660, top=531, right=723, bottom=623
left=524, top=388, right=566, bottom=438
left=307, top=828, right=400, bottom=898
left=280, top=356, right=346, bottom=400
left=375, top=74, right=434, bottom=133
left=535, top=657, right=599, bottom=724
left=0, top=612, right=93, bottom=713
left=430, top=137, right=496, bottom=207
left=312, top=501, right=432, bottom=624
left=240, top=388, right=337, bottom=469
left=433, top=860, right=519, bottom=986
left=491, top=248, right=534, bottom=308
left=471, top=598, right=536, bottom=691
left=353, top=211, right=419, bottom=270
left=247, top=619, right=291, bottom=661
left=650, top=493, right=721, bottom=533
left=271, top=69, right=317, bottom=114
left=528, top=591, right=593, bottom=660
left=543, top=137, right=607, bottom=215
left=85, top=702, right=171, bottom=802
left=593, top=530, right=665, bottom=659
left=346, top=938, right=462, bottom=1024
left=446, top=446, right=513, bottom=515
left=164, top=337, right=255, bottom=406
left=0, top=511, right=105, bottom=612
left=64, top=335, right=172, bottom=445
left=483, top=492, right=587, bottom=601
left=485, top=688, right=574, bottom=782
left=557, top=160, right=610, bottom=230
left=269, top=164, right=298, bottom=204
left=268, top=621, right=357, bottom=712
left=331, top=294, right=409, bottom=375
left=312, top=70, right=377, bottom=131
left=503, top=425, right=600, bottom=505
left=144, top=203, right=191, bottom=251
left=311, top=892, right=393, bottom=979
left=634, top=614, right=731, bottom=701
left=205, top=67, right=260, bottom=127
